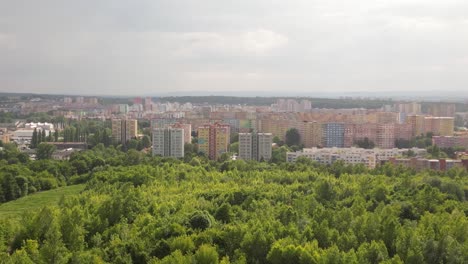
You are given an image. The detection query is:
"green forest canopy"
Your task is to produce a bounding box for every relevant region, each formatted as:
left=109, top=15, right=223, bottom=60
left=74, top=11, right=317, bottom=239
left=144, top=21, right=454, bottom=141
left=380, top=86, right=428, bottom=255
left=0, top=144, right=466, bottom=263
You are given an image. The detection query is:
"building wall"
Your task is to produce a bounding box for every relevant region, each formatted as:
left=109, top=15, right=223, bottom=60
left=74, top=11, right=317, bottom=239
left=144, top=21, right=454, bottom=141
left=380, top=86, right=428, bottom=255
left=300, top=121, right=323, bottom=148
left=112, top=119, right=138, bottom=143
left=376, top=124, right=395, bottom=149
left=214, top=125, right=230, bottom=160
left=152, top=128, right=184, bottom=158
left=238, top=133, right=252, bottom=160
left=257, top=133, right=273, bottom=161
left=406, top=115, right=425, bottom=136
left=424, top=117, right=454, bottom=136
left=322, top=123, right=345, bottom=148
left=125, top=119, right=138, bottom=141
left=197, top=123, right=230, bottom=160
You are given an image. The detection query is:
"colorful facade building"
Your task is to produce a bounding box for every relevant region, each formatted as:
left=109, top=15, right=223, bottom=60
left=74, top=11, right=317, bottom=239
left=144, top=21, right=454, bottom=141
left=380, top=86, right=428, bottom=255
left=197, top=123, right=230, bottom=160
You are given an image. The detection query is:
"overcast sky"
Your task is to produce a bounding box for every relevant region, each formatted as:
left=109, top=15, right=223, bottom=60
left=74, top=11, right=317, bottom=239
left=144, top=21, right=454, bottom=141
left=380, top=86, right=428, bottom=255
left=0, top=0, right=467, bottom=96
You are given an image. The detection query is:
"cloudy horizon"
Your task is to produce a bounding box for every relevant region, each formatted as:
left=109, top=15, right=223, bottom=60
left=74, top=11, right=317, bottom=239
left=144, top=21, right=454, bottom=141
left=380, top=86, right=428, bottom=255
left=1, top=0, right=467, bottom=96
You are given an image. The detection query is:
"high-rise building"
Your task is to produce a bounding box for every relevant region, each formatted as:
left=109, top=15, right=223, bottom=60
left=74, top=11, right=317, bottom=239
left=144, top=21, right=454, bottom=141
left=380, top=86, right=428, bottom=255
left=300, top=100, right=312, bottom=112
left=394, top=102, right=422, bottom=114
left=300, top=121, right=323, bottom=147
left=152, top=128, right=184, bottom=158
left=322, top=123, right=345, bottom=147
left=238, top=132, right=272, bottom=161
left=133, top=97, right=142, bottom=105
left=75, top=97, right=84, bottom=104
left=118, top=104, right=129, bottom=114
left=87, top=97, right=98, bottom=105
left=151, top=119, right=191, bottom=144
left=144, top=97, right=153, bottom=111
left=197, top=123, right=230, bottom=160
left=169, top=123, right=192, bottom=144
left=426, top=103, right=456, bottom=117
left=424, top=117, right=454, bottom=136
left=64, top=97, right=73, bottom=104
left=200, top=106, right=212, bottom=119
left=112, top=119, right=138, bottom=144
left=406, top=115, right=426, bottom=136
left=376, top=124, right=396, bottom=149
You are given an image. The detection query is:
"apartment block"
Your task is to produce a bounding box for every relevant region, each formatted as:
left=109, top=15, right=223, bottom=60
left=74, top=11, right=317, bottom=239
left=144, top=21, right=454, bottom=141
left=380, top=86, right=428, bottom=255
left=322, top=123, right=345, bottom=148
left=394, top=102, right=422, bottom=114
left=238, top=132, right=272, bottom=161
left=170, top=123, right=192, bottom=144
left=258, top=118, right=293, bottom=140
left=112, top=119, right=138, bottom=144
left=387, top=157, right=466, bottom=171
left=376, top=124, right=396, bottom=149
left=426, top=103, right=456, bottom=117
left=287, top=147, right=377, bottom=168
left=287, top=147, right=428, bottom=169
left=344, top=123, right=377, bottom=147
left=424, top=117, right=454, bottom=136
left=299, top=121, right=323, bottom=148
left=197, top=123, right=230, bottom=160
left=152, top=128, right=184, bottom=158
left=152, top=119, right=192, bottom=144
left=432, top=136, right=468, bottom=149
left=406, top=115, right=427, bottom=136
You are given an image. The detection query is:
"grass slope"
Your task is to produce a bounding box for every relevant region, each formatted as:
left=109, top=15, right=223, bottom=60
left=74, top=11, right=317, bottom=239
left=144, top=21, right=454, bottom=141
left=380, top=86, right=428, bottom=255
left=0, top=184, right=85, bottom=220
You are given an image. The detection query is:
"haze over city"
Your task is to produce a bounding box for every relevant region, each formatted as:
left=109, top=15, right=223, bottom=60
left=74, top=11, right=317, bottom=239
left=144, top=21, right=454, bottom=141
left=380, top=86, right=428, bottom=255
left=1, top=0, right=467, bottom=97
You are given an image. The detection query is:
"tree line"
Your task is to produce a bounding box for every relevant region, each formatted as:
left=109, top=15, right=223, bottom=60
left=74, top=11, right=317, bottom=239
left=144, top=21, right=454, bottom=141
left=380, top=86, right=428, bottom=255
left=0, top=143, right=466, bottom=263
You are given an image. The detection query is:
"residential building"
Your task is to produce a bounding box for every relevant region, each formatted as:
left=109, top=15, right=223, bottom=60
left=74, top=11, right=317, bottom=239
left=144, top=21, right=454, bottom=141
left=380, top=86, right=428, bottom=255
left=322, top=123, right=345, bottom=148
left=75, top=97, right=84, bottom=104
left=426, top=103, right=456, bottom=117
left=238, top=132, right=272, bottom=161
left=152, top=128, right=184, bottom=158
left=432, top=136, right=468, bottom=149
left=112, top=119, right=138, bottom=144
left=118, top=104, right=129, bottom=114
left=424, top=117, right=454, bottom=136
left=197, top=123, right=230, bottom=160
left=287, top=147, right=427, bottom=169
left=376, top=124, right=395, bottom=149
left=151, top=119, right=191, bottom=144
left=64, top=97, right=73, bottom=104
left=300, top=121, right=323, bottom=148
left=144, top=97, right=153, bottom=111
left=406, top=115, right=427, bottom=136
left=387, top=157, right=467, bottom=171
left=287, top=147, right=377, bottom=168
left=394, top=102, right=421, bottom=114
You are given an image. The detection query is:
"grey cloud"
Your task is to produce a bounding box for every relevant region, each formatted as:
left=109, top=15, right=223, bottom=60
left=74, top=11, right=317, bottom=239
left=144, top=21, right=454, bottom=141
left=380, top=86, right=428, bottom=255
left=0, top=0, right=467, bottom=96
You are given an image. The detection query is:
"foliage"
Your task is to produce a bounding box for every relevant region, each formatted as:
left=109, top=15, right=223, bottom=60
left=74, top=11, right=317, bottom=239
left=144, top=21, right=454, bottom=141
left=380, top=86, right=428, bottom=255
left=355, top=137, right=375, bottom=149
left=285, top=128, right=301, bottom=147
left=36, top=143, right=56, bottom=160
left=0, top=145, right=466, bottom=263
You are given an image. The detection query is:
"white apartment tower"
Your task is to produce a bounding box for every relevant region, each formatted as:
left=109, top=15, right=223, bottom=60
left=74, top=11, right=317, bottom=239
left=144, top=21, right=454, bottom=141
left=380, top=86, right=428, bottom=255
left=153, top=128, right=185, bottom=158
left=239, top=132, right=273, bottom=161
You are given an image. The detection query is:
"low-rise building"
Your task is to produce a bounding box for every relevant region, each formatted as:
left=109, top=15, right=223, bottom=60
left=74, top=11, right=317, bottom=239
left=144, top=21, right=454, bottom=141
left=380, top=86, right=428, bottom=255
left=432, top=136, right=468, bottom=149
left=287, top=147, right=427, bottom=169
left=386, top=157, right=467, bottom=171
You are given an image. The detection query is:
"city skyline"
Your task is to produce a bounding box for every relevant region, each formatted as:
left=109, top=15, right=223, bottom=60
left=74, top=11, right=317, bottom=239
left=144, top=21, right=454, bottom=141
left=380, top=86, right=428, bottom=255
left=1, top=1, right=467, bottom=96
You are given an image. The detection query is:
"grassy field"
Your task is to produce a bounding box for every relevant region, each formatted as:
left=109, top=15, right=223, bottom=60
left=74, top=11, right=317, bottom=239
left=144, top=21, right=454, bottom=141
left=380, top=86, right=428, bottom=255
left=0, top=184, right=85, bottom=220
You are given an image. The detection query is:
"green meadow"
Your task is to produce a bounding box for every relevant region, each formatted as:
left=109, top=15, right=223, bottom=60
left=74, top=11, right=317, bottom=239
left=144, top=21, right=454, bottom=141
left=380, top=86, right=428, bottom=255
left=0, top=184, right=85, bottom=220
